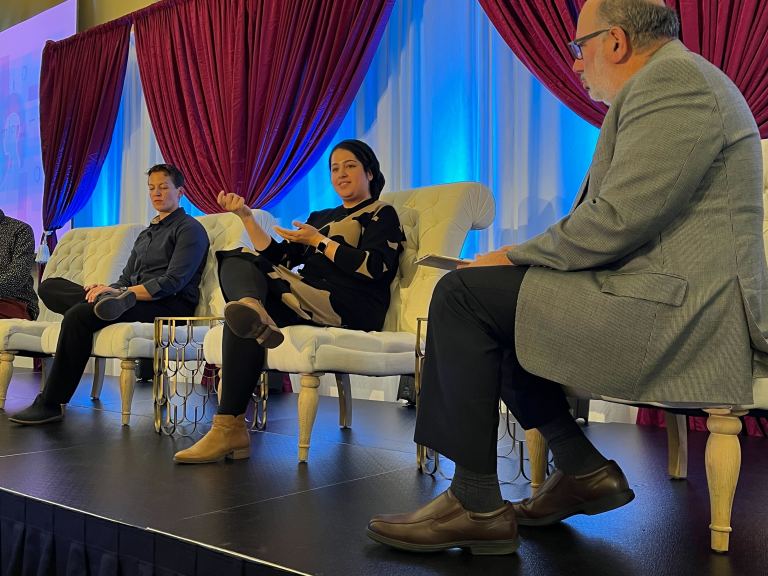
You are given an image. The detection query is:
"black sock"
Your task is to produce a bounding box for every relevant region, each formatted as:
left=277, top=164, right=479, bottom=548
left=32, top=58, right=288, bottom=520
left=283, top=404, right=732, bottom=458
left=537, top=413, right=607, bottom=476
left=449, top=464, right=504, bottom=512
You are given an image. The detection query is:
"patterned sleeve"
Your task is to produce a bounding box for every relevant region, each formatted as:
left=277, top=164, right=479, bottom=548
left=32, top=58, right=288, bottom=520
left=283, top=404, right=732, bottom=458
left=332, top=204, right=404, bottom=282
left=0, top=222, right=35, bottom=298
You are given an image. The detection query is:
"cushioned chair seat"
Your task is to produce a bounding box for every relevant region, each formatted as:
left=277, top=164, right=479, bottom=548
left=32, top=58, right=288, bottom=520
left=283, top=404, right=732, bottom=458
left=41, top=322, right=212, bottom=360
left=204, top=324, right=417, bottom=375
left=562, top=377, right=768, bottom=411
left=0, top=320, right=57, bottom=353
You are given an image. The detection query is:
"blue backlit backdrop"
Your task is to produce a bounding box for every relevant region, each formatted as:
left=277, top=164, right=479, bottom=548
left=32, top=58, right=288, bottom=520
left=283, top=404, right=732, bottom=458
left=73, top=0, right=599, bottom=258
left=0, top=0, right=76, bottom=243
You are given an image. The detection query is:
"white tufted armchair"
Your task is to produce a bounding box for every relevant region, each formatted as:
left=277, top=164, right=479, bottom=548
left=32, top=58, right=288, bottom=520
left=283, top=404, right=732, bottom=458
left=0, top=224, right=144, bottom=410
left=37, top=211, right=278, bottom=425
left=526, top=139, right=768, bottom=553
left=203, top=182, right=495, bottom=462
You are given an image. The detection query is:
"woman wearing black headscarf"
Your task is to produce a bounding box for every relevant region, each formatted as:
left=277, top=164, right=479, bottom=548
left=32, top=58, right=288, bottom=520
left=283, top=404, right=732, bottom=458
left=174, top=140, right=405, bottom=464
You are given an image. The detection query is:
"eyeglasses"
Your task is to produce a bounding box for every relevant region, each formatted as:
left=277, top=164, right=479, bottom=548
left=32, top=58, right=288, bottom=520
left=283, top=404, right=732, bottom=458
left=567, top=28, right=611, bottom=60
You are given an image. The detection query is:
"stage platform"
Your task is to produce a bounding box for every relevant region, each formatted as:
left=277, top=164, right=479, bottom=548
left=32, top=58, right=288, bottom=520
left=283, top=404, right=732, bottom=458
left=1, top=369, right=767, bottom=576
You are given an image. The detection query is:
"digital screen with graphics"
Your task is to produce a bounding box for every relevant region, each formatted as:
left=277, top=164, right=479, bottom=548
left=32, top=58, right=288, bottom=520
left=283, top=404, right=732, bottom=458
left=0, top=0, right=76, bottom=242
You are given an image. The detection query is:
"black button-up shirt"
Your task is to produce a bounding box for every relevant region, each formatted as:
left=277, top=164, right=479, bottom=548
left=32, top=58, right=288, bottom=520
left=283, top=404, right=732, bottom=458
left=111, top=208, right=209, bottom=307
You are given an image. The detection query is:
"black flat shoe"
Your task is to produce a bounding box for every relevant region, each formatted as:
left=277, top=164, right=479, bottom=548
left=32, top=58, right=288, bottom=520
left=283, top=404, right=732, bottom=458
left=94, top=290, right=137, bottom=321
left=8, top=394, right=64, bottom=425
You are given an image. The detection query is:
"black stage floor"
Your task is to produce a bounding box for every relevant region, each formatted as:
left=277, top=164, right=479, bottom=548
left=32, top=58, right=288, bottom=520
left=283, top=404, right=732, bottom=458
left=1, top=369, right=766, bottom=576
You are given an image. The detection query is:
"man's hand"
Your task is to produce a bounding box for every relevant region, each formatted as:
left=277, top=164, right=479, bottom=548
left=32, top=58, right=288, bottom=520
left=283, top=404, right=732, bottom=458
left=217, top=190, right=252, bottom=219
left=84, top=284, right=119, bottom=303
left=461, top=246, right=516, bottom=268
left=273, top=221, right=323, bottom=247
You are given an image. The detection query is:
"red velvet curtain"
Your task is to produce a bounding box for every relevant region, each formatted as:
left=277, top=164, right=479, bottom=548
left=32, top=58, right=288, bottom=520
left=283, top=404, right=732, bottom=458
left=39, top=19, right=132, bottom=253
left=479, top=0, right=768, bottom=137
left=477, top=0, right=605, bottom=127
left=669, top=0, right=768, bottom=137
left=133, top=0, right=394, bottom=214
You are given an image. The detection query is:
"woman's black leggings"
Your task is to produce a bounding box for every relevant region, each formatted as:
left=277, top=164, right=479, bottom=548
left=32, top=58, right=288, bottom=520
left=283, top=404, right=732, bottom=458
left=216, top=255, right=302, bottom=415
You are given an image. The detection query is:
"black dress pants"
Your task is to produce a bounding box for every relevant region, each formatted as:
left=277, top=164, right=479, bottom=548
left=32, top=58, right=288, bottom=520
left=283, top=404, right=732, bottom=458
left=39, top=277, right=193, bottom=404
left=414, top=266, right=571, bottom=474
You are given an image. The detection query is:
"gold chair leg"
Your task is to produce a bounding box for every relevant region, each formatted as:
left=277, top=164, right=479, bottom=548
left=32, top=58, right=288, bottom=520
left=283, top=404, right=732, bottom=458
left=335, top=373, right=352, bottom=428
left=119, top=359, right=137, bottom=426
left=665, top=412, right=688, bottom=479
left=298, top=373, right=322, bottom=462
left=525, top=428, right=548, bottom=494
left=0, top=351, right=16, bottom=410
left=250, top=371, right=269, bottom=431
left=704, top=408, right=746, bottom=553
left=91, top=357, right=106, bottom=399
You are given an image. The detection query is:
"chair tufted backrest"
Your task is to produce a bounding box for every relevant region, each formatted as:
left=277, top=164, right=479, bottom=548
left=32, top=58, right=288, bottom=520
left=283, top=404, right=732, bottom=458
left=193, top=210, right=280, bottom=317
left=37, top=224, right=145, bottom=323
left=380, top=182, right=495, bottom=334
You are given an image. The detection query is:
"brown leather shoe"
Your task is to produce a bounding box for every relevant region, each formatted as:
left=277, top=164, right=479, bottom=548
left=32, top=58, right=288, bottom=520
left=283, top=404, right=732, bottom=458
left=513, top=460, right=634, bottom=526
left=224, top=297, right=284, bottom=348
left=367, top=490, right=518, bottom=555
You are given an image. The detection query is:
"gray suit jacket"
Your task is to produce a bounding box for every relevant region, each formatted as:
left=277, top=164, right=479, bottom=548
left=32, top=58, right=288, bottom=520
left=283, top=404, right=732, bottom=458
left=508, top=40, right=767, bottom=405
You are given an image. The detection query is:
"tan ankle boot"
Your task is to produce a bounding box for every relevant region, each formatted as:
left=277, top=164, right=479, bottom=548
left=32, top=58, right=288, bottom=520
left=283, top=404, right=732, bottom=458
left=173, top=414, right=250, bottom=464
left=223, top=297, right=284, bottom=348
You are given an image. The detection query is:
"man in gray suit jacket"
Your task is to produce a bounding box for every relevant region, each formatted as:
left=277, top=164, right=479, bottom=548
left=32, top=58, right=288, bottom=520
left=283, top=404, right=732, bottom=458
left=368, top=0, right=767, bottom=555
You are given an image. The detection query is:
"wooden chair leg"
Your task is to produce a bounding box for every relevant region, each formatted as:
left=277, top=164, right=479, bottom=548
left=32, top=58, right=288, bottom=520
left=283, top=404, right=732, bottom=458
left=525, top=428, right=548, bottom=494
left=704, top=408, right=747, bottom=553
left=298, top=373, right=322, bottom=462
left=0, top=351, right=16, bottom=410
left=90, top=357, right=106, bottom=399
left=119, top=359, right=137, bottom=426
left=335, top=373, right=352, bottom=428
left=664, top=412, right=688, bottom=479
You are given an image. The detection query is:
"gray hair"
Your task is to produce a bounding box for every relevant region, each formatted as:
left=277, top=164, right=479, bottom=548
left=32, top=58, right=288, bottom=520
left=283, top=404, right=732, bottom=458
left=598, top=0, right=680, bottom=51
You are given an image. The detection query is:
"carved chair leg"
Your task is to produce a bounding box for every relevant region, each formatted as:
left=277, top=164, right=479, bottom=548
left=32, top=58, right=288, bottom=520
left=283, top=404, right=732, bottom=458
left=335, top=373, right=352, bottom=428
left=298, top=373, right=322, bottom=462
left=119, top=359, right=137, bottom=426
left=91, top=357, right=106, bottom=399
left=0, top=351, right=16, bottom=410
left=704, top=408, right=747, bottom=552
left=704, top=408, right=746, bottom=553
left=664, top=412, right=688, bottom=479
left=525, top=428, right=548, bottom=494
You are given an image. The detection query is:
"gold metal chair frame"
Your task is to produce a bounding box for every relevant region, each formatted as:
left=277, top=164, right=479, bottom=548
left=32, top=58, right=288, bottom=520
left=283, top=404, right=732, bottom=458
left=153, top=316, right=223, bottom=436
left=249, top=371, right=269, bottom=431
